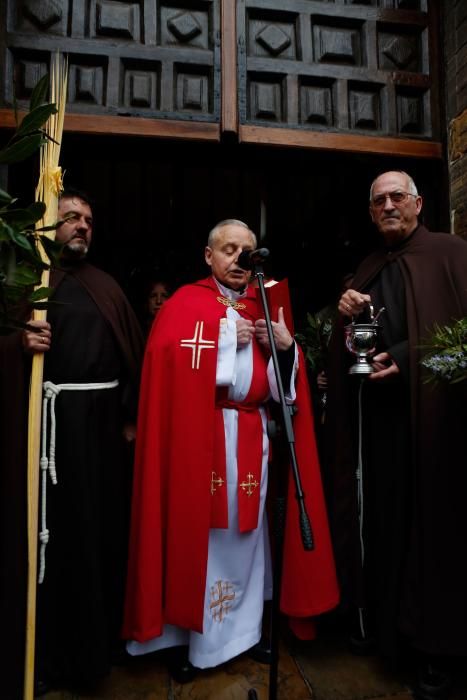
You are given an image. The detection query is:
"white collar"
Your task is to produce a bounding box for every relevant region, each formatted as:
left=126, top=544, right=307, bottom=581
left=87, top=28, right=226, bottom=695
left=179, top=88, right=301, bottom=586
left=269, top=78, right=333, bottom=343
left=214, top=278, right=248, bottom=301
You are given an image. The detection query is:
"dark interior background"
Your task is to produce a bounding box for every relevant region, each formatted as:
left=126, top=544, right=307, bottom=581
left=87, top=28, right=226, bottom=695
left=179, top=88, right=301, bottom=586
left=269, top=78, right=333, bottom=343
left=8, top=133, right=448, bottom=331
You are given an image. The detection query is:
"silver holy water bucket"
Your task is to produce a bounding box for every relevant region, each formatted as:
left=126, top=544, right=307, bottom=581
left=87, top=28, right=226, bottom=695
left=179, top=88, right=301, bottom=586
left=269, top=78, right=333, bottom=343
left=345, top=322, right=381, bottom=375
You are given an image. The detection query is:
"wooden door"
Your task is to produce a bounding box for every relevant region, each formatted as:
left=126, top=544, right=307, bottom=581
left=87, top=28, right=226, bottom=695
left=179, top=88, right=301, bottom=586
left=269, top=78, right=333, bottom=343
left=1, top=1, right=444, bottom=158
left=0, top=0, right=221, bottom=141
left=1, top=0, right=449, bottom=320
left=236, top=0, right=442, bottom=156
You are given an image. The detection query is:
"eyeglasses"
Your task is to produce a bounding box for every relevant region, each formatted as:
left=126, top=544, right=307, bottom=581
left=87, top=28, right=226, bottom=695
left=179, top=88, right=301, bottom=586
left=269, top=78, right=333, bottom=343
left=371, top=191, right=418, bottom=208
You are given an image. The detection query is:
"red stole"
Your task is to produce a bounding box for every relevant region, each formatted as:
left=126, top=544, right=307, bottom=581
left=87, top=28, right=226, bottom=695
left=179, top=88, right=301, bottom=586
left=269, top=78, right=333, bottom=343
left=212, top=336, right=269, bottom=532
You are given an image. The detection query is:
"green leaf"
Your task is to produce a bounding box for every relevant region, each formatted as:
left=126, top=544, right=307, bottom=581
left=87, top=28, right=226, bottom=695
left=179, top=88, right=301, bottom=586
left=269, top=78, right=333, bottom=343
left=42, top=132, right=60, bottom=147
left=9, top=230, right=33, bottom=252
left=0, top=188, right=13, bottom=205
left=11, top=265, right=42, bottom=286
left=27, top=201, right=47, bottom=222
left=40, top=235, right=63, bottom=265
left=1, top=201, right=46, bottom=227
left=296, top=310, right=335, bottom=374
left=0, top=221, right=13, bottom=241
left=5, top=246, right=17, bottom=285
left=0, top=134, right=44, bottom=164
left=35, top=223, right=59, bottom=232
left=29, top=286, right=53, bottom=301
left=29, top=74, right=49, bottom=111
left=13, top=244, right=49, bottom=271
left=16, top=103, right=57, bottom=137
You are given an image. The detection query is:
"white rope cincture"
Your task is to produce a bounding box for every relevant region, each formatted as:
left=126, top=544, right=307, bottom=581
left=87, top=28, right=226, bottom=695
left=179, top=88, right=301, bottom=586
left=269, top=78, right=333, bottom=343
left=38, top=378, right=119, bottom=584
left=356, top=378, right=366, bottom=638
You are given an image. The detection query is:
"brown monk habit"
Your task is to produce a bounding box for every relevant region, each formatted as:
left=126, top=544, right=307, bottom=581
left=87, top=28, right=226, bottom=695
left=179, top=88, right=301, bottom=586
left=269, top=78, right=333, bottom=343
left=324, top=225, right=467, bottom=659
left=0, top=262, right=143, bottom=698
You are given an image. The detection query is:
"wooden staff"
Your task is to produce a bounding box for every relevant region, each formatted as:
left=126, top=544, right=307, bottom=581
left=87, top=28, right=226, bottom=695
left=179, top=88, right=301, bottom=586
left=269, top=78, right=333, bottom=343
left=24, top=52, right=68, bottom=700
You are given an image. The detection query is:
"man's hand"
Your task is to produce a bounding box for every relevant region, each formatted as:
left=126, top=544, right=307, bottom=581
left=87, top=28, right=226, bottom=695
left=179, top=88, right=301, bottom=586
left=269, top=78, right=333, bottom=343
left=255, top=307, right=293, bottom=351
left=123, top=422, right=137, bottom=442
left=236, top=318, right=255, bottom=347
left=317, top=370, right=328, bottom=391
left=22, top=320, right=51, bottom=354
left=369, top=352, right=400, bottom=380
left=338, top=289, right=372, bottom=318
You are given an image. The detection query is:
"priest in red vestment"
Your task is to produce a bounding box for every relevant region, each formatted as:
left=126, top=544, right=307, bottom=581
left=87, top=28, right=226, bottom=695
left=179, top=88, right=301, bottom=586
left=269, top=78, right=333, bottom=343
left=123, top=219, right=339, bottom=680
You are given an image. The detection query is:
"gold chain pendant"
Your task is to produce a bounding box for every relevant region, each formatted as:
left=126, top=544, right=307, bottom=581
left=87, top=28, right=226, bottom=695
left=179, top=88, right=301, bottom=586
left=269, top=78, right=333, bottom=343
left=216, top=295, right=246, bottom=310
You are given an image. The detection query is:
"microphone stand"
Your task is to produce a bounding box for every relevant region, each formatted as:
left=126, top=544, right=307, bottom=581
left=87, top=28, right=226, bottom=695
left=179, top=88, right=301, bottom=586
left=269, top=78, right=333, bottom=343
left=247, top=259, right=314, bottom=700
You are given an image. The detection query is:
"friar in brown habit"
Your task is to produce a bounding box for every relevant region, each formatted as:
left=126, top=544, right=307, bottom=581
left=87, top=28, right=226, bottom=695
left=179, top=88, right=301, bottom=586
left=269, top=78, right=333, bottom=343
left=324, top=171, right=467, bottom=700
left=0, top=189, right=144, bottom=698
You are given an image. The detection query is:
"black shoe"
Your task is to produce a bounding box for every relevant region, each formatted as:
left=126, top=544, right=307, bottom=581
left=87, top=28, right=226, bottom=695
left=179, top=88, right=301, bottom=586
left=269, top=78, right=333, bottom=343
left=166, top=646, right=197, bottom=684
left=348, top=633, right=376, bottom=656
left=248, top=638, right=272, bottom=665
left=347, top=606, right=376, bottom=656
left=111, top=645, right=130, bottom=666
left=414, top=661, right=453, bottom=700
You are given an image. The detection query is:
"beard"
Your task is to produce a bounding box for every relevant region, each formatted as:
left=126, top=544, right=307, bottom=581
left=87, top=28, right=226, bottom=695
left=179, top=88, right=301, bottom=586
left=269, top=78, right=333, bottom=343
left=63, top=239, right=89, bottom=260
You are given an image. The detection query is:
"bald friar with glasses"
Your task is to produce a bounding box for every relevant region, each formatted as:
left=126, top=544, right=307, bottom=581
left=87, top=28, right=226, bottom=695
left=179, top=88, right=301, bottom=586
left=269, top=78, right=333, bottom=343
left=326, top=171, right=467, bottom=700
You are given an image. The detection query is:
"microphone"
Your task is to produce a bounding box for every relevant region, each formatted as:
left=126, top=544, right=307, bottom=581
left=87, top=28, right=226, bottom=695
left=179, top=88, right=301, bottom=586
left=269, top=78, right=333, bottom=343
left=237, top=247, right=270, bottom=271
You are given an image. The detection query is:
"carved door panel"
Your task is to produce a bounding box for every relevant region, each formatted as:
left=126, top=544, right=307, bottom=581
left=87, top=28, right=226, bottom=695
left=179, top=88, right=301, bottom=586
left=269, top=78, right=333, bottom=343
left=0, top=1, right=443, bottom=157
left=237, top=0, right=442, bottom=155
left=0, top=0, right=221, bottom=138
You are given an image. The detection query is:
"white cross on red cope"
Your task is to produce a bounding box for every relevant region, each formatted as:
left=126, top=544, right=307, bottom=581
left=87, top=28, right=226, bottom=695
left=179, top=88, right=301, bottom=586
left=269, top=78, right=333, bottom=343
left=180, top=321, right=216, bottom=369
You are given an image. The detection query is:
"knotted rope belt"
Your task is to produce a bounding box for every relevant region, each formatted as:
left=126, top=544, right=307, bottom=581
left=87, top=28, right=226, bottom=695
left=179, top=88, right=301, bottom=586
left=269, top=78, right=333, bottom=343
left=38, top=379, right=119, bottom=584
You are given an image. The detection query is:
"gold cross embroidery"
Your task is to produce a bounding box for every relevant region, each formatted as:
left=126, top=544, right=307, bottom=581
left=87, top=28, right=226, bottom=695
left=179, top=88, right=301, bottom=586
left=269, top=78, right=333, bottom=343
left=211, top=471, right=224, bottom=495
left=180, top=321, right=215, bottom=370
left=216, top=295, right=246, bottom=310
left=209, top=580, right=235, bottom=622
left=240, top=472, right=259, bottom=497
